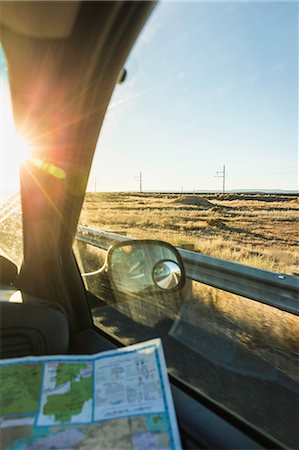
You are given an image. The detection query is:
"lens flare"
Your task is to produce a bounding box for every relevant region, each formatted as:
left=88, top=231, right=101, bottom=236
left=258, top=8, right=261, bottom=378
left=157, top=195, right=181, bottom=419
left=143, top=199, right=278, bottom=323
left=14, top=134, right=32, bottom=165
left=31, top=157, right=66, bottom=179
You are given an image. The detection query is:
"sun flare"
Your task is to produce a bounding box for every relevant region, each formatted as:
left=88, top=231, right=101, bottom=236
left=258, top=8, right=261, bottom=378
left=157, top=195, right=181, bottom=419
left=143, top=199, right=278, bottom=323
left=1, top=76, right=33, bottom=194
left=10, top=133, right=32, bottom=166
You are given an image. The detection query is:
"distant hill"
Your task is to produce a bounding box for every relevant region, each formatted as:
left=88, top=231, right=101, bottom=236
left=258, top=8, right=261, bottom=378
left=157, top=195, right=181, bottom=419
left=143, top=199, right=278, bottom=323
left=88, top=190, right=298, bottom=194
left=227, top=189, right=298, bottom=194
left=107, top=190, right=299, bottom=195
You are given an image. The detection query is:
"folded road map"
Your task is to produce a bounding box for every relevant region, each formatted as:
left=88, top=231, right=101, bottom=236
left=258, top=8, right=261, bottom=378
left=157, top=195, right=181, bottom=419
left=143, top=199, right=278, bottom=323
left=0, top=339, right=181, bottom=450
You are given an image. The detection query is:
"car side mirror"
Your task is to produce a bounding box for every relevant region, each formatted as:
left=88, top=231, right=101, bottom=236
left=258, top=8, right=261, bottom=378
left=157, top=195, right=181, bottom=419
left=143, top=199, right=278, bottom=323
left=106, top=240, right=185, bottom=296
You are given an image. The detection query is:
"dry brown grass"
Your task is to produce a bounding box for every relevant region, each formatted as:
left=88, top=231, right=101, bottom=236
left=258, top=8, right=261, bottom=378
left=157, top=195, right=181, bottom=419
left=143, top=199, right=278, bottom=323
left=79, top=192, right=299, bottom=274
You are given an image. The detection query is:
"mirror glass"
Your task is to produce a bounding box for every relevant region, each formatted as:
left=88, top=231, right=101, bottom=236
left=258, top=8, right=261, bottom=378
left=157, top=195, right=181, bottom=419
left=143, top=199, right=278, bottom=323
left=152, top=260, right=182, bottom=290
left=109, top=241, right=183, bottom=295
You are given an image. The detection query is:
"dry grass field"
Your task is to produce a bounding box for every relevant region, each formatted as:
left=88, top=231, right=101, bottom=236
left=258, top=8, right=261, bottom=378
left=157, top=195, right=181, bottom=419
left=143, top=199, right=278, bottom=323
left=79, top=192, right=299, bottom=274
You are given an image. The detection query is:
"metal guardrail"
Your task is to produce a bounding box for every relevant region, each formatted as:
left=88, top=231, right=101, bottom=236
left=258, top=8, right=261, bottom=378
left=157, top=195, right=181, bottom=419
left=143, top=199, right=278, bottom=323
left=76, top=225, right=299, bottom=316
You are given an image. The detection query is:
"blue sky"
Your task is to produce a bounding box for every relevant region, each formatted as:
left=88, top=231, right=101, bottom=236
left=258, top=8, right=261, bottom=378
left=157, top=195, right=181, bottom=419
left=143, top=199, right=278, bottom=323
left=1, top=2, right=298, bottom=193
left=90, top=1, right=298, bottom=192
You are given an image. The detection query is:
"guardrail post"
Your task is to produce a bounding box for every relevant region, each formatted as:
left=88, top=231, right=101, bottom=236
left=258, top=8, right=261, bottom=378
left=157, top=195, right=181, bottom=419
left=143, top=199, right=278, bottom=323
left=177, top=243, right=194, bottom=300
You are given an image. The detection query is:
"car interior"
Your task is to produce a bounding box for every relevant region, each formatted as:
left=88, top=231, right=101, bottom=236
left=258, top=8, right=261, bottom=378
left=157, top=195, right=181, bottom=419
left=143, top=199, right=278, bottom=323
left=0, top=2, right=294, bottom=449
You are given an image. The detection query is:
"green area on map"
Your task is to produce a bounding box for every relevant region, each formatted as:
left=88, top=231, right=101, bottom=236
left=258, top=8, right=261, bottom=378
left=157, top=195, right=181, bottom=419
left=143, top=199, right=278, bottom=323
left=43, top=363, right=92, bottom=422
left=56, top=363, right=88, bottom=388
left=0, top=363, right=42, bottom=416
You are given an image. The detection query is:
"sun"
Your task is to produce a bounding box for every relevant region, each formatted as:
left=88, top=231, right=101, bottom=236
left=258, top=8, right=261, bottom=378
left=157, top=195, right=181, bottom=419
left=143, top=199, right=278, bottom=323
left=10, top=133, right=32, bottom=167
left=1, top=130, right=32, bottom=194
left=1, top=76, right=33, bottom=194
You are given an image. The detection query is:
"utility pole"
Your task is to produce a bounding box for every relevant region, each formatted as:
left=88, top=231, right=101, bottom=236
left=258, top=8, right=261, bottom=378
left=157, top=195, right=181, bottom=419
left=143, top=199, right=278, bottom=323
left=134, top=172, right=142, bottom=192
left=215, top=165, right=226, bottom=193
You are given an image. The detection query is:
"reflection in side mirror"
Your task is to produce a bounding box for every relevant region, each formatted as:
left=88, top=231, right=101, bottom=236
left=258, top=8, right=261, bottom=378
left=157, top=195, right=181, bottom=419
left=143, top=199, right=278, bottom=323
left=107, top=239, right=185, bottom=296
left=153, top=260, right=182, bottom=290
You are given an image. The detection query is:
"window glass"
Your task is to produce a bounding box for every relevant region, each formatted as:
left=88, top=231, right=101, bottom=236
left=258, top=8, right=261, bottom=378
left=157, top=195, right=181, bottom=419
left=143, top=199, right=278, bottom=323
left=76, top=2, right=298, bottom=448
left=0, top=46, right=23, bottom=268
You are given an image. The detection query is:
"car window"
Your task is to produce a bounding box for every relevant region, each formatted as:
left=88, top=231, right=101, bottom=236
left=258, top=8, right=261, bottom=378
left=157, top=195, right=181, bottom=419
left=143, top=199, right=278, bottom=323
left=75, top=3, right=298, bottom=448
left=0, top=46, right=23, bottom=268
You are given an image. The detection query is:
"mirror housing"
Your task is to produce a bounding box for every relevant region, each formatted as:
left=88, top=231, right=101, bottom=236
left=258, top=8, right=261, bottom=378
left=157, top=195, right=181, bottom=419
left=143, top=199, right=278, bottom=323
left=106, top=240, right=185, bottom=297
